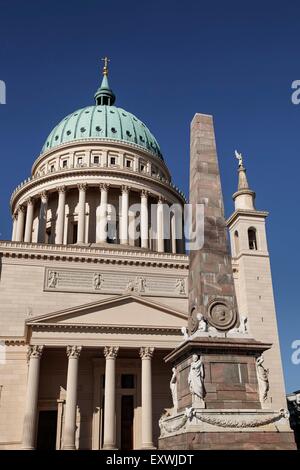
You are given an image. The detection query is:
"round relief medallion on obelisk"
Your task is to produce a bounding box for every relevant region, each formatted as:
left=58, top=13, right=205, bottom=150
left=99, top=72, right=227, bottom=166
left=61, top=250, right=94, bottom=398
left=207, top=300, right=237, bottom=331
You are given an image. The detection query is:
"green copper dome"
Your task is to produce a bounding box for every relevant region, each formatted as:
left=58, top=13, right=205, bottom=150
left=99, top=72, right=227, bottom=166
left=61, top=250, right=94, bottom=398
left=41, top=70, right=163, bottom=160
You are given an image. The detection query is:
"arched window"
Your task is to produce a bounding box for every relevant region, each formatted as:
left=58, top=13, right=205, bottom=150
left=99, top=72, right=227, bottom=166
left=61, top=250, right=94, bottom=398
left=248, top=227, right=258, bottom=250
left=234, top=230, right=239, bottom=254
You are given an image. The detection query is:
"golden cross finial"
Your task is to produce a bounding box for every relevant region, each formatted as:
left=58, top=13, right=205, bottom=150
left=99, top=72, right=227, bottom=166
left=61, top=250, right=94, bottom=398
left=101, top=56, right=110, bottom=76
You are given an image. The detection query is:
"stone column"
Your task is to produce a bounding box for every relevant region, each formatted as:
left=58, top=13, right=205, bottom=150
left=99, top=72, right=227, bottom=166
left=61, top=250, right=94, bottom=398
left=77, top=183, right=87, bottom=244
left=120, top=186, right=129, bottom=245
left=139, top=347, right=155, bottom=449
left=11, top=213, right=18, bottom=241
left=55, top=186, right=66, bottom=245
left=37, top=191, right=48, bottom=243
left=157, top=197, right=164, bottom=253
left=103, top=346, right=119, bottom=450
left=171, top=210, right=177, bottom=254
left=22, top=345, right=44, bottom=450
left=97, top=183, right=109, bottom=243
left=24, top=198, right=34, bottom=243
left=178, top=215, right=185, bottom=254
left=15, top=205, right=26, bottom=242
left=141, top=190, right=149, bottom=249
left=63, top=345, right=82, bottom=450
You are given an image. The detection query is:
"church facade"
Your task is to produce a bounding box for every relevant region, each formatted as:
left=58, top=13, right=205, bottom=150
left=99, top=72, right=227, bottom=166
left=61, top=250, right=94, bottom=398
left=0, top=63, right=294, bottom=450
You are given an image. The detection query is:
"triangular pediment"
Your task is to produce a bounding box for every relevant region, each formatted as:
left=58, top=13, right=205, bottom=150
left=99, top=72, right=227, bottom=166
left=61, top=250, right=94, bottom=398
left=26, top=294, right=187, bottom=330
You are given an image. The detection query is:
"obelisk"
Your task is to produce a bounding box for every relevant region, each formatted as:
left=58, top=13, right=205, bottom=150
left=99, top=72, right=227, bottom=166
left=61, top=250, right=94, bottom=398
left=188, top=113, right=238, bottom=334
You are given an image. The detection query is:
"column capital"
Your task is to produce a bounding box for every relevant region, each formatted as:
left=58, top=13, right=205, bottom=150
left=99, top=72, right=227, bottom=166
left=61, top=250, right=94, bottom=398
left=141, top=189, right=150, bottom=198
left=39, top=191, right=48, bottom=202
left=12, top=212, right=18, bottom=221
left=121, top=185, right=130, bottom=194
left=100, top=183, right=110, bottom=192
left=57, top=185, right=66, bottom=194
left=18, top=204, right=26, bottom=213
left=27, top=345, right=44, bottom=362
left=158, top=195, right=166, bottom=204
left=77, top=183, right=87, bottom=192
left=104, top=346, right=119, bottom=359
left=139, top=347, right=154, bottom=359
left=25, top=197, right=34, bottom=206
left=67, top=345, right=82, bottom=359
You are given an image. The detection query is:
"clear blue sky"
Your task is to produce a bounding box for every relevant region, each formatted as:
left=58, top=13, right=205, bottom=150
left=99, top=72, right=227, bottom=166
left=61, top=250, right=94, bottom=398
left=0, top=0, right=299, bottom=392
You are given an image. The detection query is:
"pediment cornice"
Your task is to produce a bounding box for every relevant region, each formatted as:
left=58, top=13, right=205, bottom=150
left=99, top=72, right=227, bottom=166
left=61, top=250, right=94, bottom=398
left=26, top=293, right=188, bottom=329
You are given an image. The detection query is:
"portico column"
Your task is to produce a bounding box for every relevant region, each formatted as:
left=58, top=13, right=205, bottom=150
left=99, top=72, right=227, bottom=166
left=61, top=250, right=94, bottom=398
left=11, top=213, right=18, bottom=241
left=120, top=185, right=129, bottom=245
left=22, top=345, right=44, bottom=450
left=97, top=183, right=109, bottom=243
left=139, top=347, right=155, bottom=449
left=103, top=346, right=119, bottom=450
left=157, top=197, right=164, bottom=253
left=141, top=190, right=149, bottom=249
left=37, top=191, right=48, bottom=243
left=15, top=205, right=26, bottom=242
left=63, top=345, right=82, bottom=450
left=55, top=186, right=66, bottom=244
left=24, top=198, right=34, bottom=243
left=77, top=183, right=87, bottom=244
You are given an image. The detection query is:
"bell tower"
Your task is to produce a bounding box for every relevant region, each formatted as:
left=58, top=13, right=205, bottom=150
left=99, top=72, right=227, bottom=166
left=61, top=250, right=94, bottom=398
left=227, top=152, right=287, bottom=410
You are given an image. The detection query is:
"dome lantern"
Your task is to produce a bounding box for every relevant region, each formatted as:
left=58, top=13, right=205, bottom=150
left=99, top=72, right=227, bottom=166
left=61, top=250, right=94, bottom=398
left=94, top=57, right=116, bottom=106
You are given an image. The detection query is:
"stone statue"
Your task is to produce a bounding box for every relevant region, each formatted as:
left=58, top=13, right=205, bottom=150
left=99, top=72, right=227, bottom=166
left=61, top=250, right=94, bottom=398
left=238, top=315, right=248, bottom=334
left=188, top=354, right=205, bottom=406
left=125, top=279, right=136, bottom=293
left=235, top=150, right=243, bottom=167
left=256, top=355, right=269, bottom=402
left=176, top=279, right=186, bottom=295
left=125, top=276, right=146, bottom=294
left=227, top=314, right=249, bottom=337
left=196, top=313, right=207, bottom=332
left=93, top=273, right=102, bottom=290
left=170, top=367, right=178, bottom=412
left=48, top=271, right=58, bottom=288
left=137, top=276, right=146, bottom=293
left=181, top=326, right=189, bottom=340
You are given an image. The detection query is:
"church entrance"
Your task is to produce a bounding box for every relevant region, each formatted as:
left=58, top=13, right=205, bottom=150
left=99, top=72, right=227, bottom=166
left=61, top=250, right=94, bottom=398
left=120, top=395, right=134, bottom=450
left=36, top=410, right=57, bottom=450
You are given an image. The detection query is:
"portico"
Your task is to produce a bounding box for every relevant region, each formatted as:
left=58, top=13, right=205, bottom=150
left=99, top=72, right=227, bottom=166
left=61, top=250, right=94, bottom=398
left=21, top=295, right=186, bottom=450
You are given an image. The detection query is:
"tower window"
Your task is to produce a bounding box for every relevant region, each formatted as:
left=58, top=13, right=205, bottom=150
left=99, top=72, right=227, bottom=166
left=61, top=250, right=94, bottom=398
left=62, top=160, right=68, bottom=168
left=248, top=228, right=258, bottom=250
left=93, top=156, right=100, bottom=164
left=126, top=159, right=132, bottom=168
left=77, top=157, right=83, bottom=165
left=50, top=165, right=55, bottom=172
left=140, top=163, right=145, bottom=172
left=234, top=230, right=239, bottom=254
left=110, top=157, right=116, bottom=165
